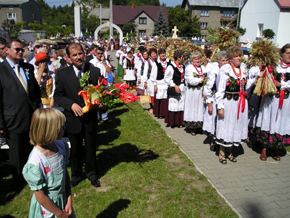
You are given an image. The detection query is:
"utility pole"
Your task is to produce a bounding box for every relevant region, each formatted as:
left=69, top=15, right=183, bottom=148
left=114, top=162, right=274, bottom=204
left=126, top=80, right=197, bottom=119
left=100, top=4, right=102, bottom=26
left=109, top=0, right=113, bottom=38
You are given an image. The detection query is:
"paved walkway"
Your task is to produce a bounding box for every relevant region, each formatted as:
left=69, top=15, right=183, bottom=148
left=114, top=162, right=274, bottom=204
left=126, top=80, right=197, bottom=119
left=112, top=51, right=290, bottom=218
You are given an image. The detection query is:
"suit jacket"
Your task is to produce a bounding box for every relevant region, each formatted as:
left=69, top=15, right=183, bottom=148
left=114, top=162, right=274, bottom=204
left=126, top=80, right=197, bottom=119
left=85, top=54, right=94, bottom=64
left=0, top=59, right=41, bottom=134
left=54, top=63, right=101, bottom=134
left=26, top=52, right=35, bottom=63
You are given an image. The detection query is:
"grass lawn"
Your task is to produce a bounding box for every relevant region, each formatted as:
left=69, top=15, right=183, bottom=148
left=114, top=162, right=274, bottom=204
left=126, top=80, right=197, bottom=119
left=0, top=78, right=237, bottom=217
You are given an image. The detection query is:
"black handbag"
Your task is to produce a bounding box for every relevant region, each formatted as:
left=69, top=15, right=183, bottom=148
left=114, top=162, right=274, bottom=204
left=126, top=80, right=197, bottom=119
left=167, top=87, right=180, bottom=96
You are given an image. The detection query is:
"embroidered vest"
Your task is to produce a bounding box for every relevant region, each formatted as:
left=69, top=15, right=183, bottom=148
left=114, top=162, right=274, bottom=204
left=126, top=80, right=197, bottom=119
left=170, top=63, right=185, bottom=86
left=126, top=57, right=134, bottom=70
left=156, top=60, right=170, bottom=80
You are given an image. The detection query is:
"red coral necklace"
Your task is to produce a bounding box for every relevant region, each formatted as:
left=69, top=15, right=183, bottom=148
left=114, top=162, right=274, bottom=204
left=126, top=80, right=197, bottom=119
left=280, top=60, right=290, bottom=69
left=230, top=64, right=242, bottom=79
left=193, top=65, right=203, bottom=76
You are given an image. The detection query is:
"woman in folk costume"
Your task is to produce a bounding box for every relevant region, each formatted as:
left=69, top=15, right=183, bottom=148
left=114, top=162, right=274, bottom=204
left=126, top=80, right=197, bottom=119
left=203, top=51, right=228, bottom=149
left=137, top=49, right=149, bottom=91
left=118, top=48, right=127, bottom=78
left=246, top=65, right=261, bottom=148
left=151, top=48, right=171, bottom=118
left=184, top=51, right=206, bottom=135
left=215, top=46, right=248, bottom=164
left=256, top=44, right=290, bottom=161
left=123, top=51, right=136, bottom=87
left=144, top=48, right=158, bottom=113
left=116, top=45, right=123, bottom=76
left=164, top=50, right=186, bottom=128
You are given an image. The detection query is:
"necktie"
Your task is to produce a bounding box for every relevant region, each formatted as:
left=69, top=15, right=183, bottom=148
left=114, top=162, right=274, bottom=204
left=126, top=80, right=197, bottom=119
left=77, top=68, right=82, bottom=82
left=15, top=64, right=27, bottom=92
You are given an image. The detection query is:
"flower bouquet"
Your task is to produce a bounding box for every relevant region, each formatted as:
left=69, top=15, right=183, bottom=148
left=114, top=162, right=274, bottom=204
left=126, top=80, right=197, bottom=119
left=78, top=71, right=139, bottom=113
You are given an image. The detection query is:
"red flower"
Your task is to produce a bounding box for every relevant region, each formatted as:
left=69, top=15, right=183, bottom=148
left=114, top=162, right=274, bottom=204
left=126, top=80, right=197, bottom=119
left=226, top=81, right=230, bottom=86
left=42, top=211, right=45, bottom=215
left=268, top=66, right=273, bottom=72
left=114, top=83, right=130, bottom=92
left=236, top=80, right=240, bottom=85
left=44, top=167, right=50, bottom=174
left=120, top=91, right=139, bottom=103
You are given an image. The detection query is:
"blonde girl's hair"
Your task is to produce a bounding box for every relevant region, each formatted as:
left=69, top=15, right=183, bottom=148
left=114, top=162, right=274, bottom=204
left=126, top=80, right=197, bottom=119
left=29, top=108, right=66, bottom=146
left=190, top=51, right=202, bottom=60
left=227, top=46, right=243, bottom=59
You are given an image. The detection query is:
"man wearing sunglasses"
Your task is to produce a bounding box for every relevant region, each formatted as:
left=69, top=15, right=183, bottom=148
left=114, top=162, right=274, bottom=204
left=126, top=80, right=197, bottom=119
left=0, top=37, right=41, bottom=191
left=26, top=42, right=41, bottom=63
left=0, top=37, right=7, bottom=63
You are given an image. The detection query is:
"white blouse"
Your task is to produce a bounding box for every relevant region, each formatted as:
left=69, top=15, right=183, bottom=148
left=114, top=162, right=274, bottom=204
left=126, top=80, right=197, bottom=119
left=215, top=63, right=248, bottom=110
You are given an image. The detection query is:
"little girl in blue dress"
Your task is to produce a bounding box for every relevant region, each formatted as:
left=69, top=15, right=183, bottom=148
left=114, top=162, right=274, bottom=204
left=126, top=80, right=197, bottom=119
left=23, top=108, right=76, bottom=218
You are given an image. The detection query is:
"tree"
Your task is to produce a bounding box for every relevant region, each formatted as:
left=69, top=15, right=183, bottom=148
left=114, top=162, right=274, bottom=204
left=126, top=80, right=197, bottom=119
left=121, top=21, right=138, bottom=35
left=152, top=9, right=168, bottom=36
left=167, top=5, right=200, bottom=37
left=263, top=29, right=275, bottom=39
left=237, top=27, right=246, bottom=36
left=2, top=19, right=25, bottom=38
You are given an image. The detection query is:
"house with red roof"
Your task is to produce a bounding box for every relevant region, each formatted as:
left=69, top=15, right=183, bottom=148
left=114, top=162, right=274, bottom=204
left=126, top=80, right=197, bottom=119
left=240, top=0, right=290, bottom=47
left=89, top=5, right=168, bottom=37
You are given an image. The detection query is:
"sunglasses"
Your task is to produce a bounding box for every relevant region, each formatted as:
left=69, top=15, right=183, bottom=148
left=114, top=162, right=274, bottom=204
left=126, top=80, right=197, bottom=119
left=97, top=52, right=103, bottom=55
left=13, top=47, right=24, bottom=53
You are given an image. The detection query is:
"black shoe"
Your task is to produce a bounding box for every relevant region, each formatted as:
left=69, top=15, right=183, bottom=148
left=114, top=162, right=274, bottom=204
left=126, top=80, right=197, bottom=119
left=210, top=144, right=216, bottom=151
left=166, top=124, right=170, bottom=127
left=247, top=141, right=253, bottom=148
left=71, top=177, right=83, bottom=187
left=90, top=178, right=101, bottom=187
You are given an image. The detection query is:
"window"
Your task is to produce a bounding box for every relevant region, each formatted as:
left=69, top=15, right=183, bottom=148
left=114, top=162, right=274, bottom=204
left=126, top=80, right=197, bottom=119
left=200, top=10, right=209, bottom=16
left=139, top=17, right=147, bottom=24
left=32, top=13, right=36, bottom=20
left=7, top=13, right=16, bottom=20
left=257, top=23, right=264, bottom=37
left=200, top=22, right=208, bottom=29
left=139, top=30, right=146, bottom=37
left=223, top=11, right=235, bottom=17
left=9, top=6, right=13, bottom=10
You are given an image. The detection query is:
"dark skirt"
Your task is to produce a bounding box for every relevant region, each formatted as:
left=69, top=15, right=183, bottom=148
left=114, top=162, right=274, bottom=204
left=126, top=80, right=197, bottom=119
left=153, top=96, right=168, bottom=118
left=165, top=111, right=184, bottom=127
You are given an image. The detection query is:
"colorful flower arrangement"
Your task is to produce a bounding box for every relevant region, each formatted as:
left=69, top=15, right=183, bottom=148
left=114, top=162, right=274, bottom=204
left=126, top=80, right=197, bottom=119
left=78, top=72, right=139, bottom=113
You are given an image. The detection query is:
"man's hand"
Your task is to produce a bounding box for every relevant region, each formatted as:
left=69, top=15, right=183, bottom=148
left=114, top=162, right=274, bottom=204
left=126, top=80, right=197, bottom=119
left=0, top=130, right=6, bottom=134
left=138, top=79, right=141, bottom=84
left=71, top=103, right=84, bottom=116
left=174, top=85, right=181, bottom=94
left=144, top=82, right=147, bottom=89
left=208, top=102, right=213, bottom=115
left=218, top=108, right=224, bottom=118
left=255, top=76, right=260, bottom=84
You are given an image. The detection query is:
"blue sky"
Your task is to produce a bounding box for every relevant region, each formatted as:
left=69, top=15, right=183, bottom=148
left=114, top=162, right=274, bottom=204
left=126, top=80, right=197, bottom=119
left=45, top=0, right=181, bottom=7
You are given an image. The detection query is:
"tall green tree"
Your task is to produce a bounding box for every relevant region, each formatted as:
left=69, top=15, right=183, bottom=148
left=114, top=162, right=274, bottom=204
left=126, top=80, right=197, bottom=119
left=121, top=20, right=138, bottom=35
left=2, top=20, right=25, bottom=38
left=167, top=5, right=200, bottom=37
left=152, top=9, right=168, bottom=36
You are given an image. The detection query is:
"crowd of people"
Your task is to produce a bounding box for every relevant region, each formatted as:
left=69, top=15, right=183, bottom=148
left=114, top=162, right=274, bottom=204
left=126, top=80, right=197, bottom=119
left=0, top=36, right=119, bottom=217
left=115, top=42, right=290, bottom=164
left=0, top=35, right=290, bottom=217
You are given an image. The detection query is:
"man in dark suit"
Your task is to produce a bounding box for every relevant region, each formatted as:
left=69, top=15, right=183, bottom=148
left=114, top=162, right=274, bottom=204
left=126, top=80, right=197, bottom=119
left=0, top=37, right=41, bottom=188
left=54, top=43, right=101, bottom=187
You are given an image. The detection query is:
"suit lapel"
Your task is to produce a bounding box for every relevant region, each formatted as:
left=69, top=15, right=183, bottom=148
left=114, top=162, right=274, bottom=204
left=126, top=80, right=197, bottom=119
left=67, top=65, right=82, bottom=90
left=3, top=59, right=27, bottom=94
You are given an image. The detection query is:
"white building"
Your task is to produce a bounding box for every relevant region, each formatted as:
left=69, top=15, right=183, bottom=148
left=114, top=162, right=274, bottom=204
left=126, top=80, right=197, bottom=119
left=240, top=0, right=290, bottom=48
